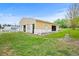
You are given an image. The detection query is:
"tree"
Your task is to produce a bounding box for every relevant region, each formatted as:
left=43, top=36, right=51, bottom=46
left=66, top=3, right=79, bottom=30
left=54, top=19, right=68, bottom=28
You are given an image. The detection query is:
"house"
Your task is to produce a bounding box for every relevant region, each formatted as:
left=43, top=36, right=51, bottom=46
left=19, top=18, right=59, bottom=34
left=0, top=25, right=20, bottom=32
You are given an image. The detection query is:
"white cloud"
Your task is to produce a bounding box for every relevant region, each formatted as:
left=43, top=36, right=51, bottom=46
left=0, top=8, right=67, bottom=24
left=35, top=8, right=67, bottom=22
left=0, top=13, right=21, bottom=25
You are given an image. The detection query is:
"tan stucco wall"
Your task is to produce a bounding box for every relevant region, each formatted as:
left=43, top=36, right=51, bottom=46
left=20, top=18, right=55, bottom=30
left=19, top=18, right=35, bottom=25
left=35, top=20, right=53, bottom=29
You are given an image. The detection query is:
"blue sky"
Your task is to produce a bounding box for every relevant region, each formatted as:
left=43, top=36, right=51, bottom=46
left=0, top=3, right=70, bottom=24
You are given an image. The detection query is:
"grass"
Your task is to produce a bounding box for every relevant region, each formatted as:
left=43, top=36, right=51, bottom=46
left=0, top=29, right=79, bottom=55
left=44, top=28, right=79, bottom=39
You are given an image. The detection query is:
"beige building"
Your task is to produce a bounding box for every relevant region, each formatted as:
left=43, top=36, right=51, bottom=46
left=19, top=18, right=58, bottom=34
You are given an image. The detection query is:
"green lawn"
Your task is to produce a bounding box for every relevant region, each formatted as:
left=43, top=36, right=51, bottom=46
left=44, top=28, right=79, bottom=39
left=0, top=29, right=79, bottom=56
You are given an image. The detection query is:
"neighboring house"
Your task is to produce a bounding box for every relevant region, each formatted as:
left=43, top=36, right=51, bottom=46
left=20, top=18, right=59, bottom=34
left=0, top=25, right=20, bottom=32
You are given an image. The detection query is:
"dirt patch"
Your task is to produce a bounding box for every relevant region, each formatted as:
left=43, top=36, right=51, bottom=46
left=0, top=45, right=16, bottom=56
left=66, top=40, right=79, bottom=46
